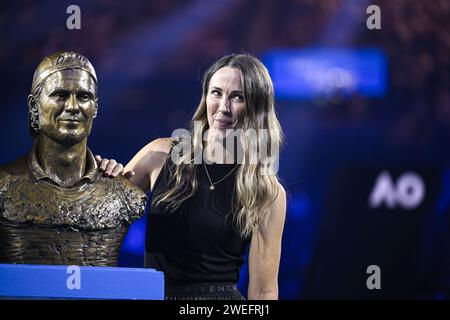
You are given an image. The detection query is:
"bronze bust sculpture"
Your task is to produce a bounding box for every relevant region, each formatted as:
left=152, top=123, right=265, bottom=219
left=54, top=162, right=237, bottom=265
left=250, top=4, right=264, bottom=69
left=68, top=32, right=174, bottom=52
left=0, top=51, right=147, bottom=266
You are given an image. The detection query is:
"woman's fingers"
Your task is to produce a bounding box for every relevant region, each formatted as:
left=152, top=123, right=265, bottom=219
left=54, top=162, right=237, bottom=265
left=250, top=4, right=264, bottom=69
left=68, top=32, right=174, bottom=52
left=99, top=158, right=109, bottom=172
left=124, top=171, right=136, bottom=179
left=103, top=159, right=118, bottom=176
left=98, top=158, right=109, bottom=171
left=111, top=163, right=124, bottom=177
left=95, top=156, right=126, bottom=178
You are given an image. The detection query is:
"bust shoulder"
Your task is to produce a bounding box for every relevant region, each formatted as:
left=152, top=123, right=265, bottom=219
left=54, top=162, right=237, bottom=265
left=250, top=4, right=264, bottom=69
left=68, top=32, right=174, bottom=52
left=0, top=154, right=29, bottom=220
left=0, top=154, right=28, bottom=192
left=0, top=152, right=147, bottom=229
left=0, top=154, right=28, bottom=178
left=97, top=173, right=148, bottom=223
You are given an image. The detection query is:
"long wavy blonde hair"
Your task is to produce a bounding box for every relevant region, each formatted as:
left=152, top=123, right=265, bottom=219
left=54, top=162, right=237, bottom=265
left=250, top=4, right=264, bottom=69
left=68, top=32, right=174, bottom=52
left=153, top=54, right=284, bottom=239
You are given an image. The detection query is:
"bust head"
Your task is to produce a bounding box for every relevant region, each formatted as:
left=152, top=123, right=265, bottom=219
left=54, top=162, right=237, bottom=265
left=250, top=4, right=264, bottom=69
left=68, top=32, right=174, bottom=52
left=27, top=51, right=98, bottom=145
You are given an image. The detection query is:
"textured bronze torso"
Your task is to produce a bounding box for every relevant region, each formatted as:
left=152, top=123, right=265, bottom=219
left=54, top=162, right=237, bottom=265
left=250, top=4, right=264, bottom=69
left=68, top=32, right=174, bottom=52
left=0, top=152, right=147, bottom=266
left=0, top=220, right=129, bottom=266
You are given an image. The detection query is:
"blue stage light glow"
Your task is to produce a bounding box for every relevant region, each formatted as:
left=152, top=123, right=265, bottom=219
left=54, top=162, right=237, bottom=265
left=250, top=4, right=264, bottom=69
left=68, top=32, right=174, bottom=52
left=121, top=214, right=147, bottom=255
left=263, top=47, right=387, bottom=99
left=289, top=193, right=312, bottom=220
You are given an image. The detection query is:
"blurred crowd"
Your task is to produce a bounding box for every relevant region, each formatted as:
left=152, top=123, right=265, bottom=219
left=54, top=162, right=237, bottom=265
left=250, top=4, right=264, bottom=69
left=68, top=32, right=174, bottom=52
left=0, top=0, right=448, bottom=147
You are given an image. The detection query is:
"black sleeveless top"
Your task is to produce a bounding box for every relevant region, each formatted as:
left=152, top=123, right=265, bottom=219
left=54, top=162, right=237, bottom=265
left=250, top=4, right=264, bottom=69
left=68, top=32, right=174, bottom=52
left=145, top=155, right=249, bottom=285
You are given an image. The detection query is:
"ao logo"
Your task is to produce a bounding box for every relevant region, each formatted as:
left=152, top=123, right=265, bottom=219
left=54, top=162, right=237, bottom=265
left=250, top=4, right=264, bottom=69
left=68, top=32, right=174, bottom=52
left=369, top=171, right=425, bottom=210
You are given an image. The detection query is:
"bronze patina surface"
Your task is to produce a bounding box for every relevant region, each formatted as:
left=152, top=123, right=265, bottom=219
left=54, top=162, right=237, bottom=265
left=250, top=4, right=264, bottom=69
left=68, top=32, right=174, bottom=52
left=0, top=51, right=147, bottom=266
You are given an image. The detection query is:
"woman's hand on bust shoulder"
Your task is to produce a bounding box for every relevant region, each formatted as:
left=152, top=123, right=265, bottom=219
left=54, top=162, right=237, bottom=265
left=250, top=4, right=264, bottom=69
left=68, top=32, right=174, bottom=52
left=95, top=155, right=135, bottom=179
left=95, top=138, right=172, bottom=193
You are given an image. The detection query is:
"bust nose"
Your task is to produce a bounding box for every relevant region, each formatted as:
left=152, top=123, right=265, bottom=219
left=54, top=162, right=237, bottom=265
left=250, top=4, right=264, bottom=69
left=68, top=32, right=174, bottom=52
left=65, top=94, right=80, bottom=113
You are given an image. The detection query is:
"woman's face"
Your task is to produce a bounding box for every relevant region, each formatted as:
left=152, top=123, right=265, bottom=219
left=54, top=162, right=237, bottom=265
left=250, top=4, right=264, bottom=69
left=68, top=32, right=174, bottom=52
left=206, top=66, right=246, bottom=135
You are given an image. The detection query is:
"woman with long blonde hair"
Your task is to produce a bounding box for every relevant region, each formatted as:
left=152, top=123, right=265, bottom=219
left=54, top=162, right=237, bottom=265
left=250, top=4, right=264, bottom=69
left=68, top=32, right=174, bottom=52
left=98, top=53, right=286, bottom=300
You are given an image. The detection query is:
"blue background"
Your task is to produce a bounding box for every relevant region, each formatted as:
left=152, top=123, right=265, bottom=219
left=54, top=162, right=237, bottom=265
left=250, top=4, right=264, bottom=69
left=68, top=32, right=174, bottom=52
left=1, top=0, right=449, bottom=299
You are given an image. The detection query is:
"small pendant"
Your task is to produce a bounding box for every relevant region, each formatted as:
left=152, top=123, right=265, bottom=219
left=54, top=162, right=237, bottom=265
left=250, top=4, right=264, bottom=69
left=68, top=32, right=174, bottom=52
left=209, top=185, right=215, bottom=190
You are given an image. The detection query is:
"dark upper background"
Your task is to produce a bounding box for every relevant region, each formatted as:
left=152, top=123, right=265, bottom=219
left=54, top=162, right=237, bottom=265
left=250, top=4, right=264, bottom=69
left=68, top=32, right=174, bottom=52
left=1, top=0, right=449, bottom=299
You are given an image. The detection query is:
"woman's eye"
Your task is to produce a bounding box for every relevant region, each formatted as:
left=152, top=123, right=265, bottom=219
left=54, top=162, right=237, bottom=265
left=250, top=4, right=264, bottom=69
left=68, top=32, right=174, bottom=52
left=232, top=95, right=244, bottom=102
left=211, top=90, right=221, bottom=97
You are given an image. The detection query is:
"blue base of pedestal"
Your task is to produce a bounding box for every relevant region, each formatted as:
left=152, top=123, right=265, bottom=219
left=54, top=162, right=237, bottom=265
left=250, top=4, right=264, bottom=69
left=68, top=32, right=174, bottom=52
left=0, top=263, right=164, bottom=300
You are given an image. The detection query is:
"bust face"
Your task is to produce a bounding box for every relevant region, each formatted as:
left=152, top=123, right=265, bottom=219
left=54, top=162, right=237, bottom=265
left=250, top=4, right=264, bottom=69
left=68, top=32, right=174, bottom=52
left=38, top=69, right=97, bottom=145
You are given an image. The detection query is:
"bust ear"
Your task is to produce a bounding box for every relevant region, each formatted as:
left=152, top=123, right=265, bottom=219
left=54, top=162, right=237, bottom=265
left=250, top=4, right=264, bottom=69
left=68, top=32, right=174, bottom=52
left=27, top=94, right=36, bottom=108
left=27, top=93, right=41, bottom=136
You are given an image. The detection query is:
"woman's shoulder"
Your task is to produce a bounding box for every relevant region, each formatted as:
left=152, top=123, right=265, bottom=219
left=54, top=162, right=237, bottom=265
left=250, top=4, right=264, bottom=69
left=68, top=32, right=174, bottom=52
left=126, top=137, right=173, bottom=172
left=125, top=138, right=175, bottom=192
left=142, top=137, right=174, bottom=155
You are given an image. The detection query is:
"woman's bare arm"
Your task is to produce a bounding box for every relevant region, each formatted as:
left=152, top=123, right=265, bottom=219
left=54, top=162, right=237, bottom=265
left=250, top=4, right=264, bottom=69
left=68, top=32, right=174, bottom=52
left=247, top=183, right=286, bottom=300
left=96, top=137, right=172, bottom=193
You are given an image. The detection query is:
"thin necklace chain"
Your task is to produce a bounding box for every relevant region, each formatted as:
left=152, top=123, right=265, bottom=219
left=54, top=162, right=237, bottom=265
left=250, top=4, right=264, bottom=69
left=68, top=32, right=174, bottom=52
left=202, top=162, right=238, bottom=191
